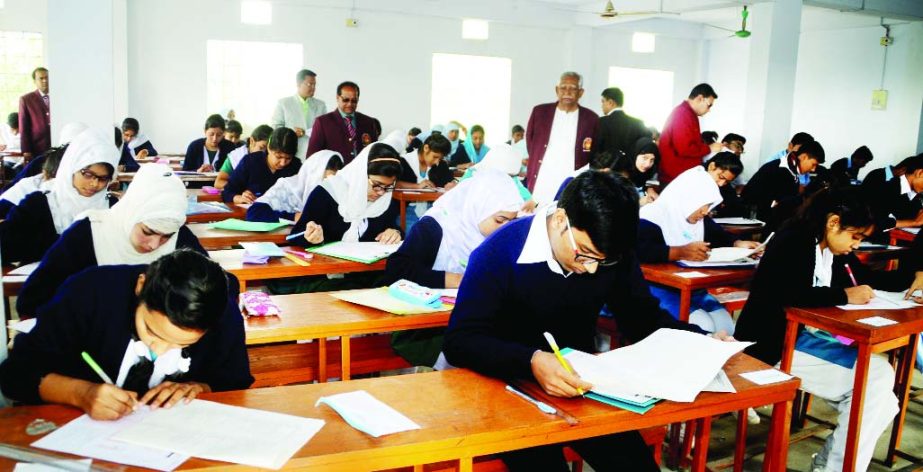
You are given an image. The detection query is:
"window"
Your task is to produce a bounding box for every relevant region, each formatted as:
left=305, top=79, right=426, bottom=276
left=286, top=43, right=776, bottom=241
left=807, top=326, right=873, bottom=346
left=431, top=53, right=511, bottom=146
left=0, top=31, right=43, bottom=120
left=608, top=66, right=674, bottom=130
left=206, top=40, right=302, bottom=132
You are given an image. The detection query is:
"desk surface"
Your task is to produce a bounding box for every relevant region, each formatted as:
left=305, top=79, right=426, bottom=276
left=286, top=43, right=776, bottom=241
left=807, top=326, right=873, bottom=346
left=186, top=204, right=246, bottom=224
left=0, top=355, right=797, bottom=471
left=187, top=188, right=221, bottom=202
left=392, top=190, right=442, bottom=203
left=190, top=224, right=291, bottom=249
left=244, top=291, right=450, bottom=345
left=787, top=305, right=923, bottom=345
left=118, top=171, right=218, bottom=183
left=641, top=263, right=756, bottom=290
left=210, top=249, right=386, bottom=283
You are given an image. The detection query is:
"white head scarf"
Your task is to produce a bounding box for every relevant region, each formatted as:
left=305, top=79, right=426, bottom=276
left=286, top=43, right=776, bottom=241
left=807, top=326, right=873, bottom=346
left=473, top=143, right=522, bottom=176
left=256, top=150, right=343, bottom=214
left=0, top=174, right=51, bottom=206
left=638, top=166, right=722, bottom=246
left=319, top=141, right=401, bottom=242
left=382, top=129, right=406, bottom=154
left=445, top=122, right=461, bottom=154
left=426, top=167, right=524, bottom=273
left=57, top=122, right=89, bottom=146
left=46, top=128, right=120, bottom=234
left=85, top=164, right=187, bottom=265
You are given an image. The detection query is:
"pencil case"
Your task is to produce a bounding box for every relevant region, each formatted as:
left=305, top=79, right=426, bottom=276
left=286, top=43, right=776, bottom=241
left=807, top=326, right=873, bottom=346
left=388, top=279, right=442, bottom=309
left=239, top=291, right=281, bottom=317
left=202, top=186, right=221, bottom=195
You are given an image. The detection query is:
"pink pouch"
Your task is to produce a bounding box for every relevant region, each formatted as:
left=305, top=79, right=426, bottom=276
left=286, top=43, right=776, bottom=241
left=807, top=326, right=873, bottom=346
left=156, top=158, right=170, bottom=164
left=239, top=291, right=281, bottom=317
left=202, top=186, right=221, bottom=195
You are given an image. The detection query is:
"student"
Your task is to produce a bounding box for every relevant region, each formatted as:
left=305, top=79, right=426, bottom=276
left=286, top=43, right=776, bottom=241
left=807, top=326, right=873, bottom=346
left=290, top=141, right=403, bottom=246
left=861, top=153, right=923, bottom=234
left=443, top=171, right=715, bottom=471
left=385, top=168, right=523, bottom=367
left=735, top=188, right=912, bottom=472
left=214, top=124, right=273, bottom=189
left=0, top=112, right=21, bottom=156
left=406, top=127, right=422, bottom=152
left=767, top=131, right=814, bottom=162
left=10, top=121, right=88, bottom=186
left=862, top=156, right=909, bottom=199
left=182, top=114, right=237, bottom=172
left=118, top=118, right=158, bottom=172
left=0, top=143, right=64, bottom=218
left=704, top=152, right=747, bottom=218
left=459, top=144, right=534, bottom=209
left=450, top=124, right=489, bottom=168
left=622, top=138, right=660, bottom=204
left=829, top=146, right=873, bottom=185
left=0, top=250, right=253, bottom=418
left=247, top=150, right=344, bottom=223
left=16, top=164, right=206, bottom=318
left=701, top=130, right=719, bottom=146
left=554, top=151, right=618, bottom=201
left=445, top=122, right=463, bottom=156
left=224, top=119, right=245, bottom=148
left=742, top=140, right=825, bottom=223
left=398, top=134, right=450, bottom=190
left=0, top=128, right=119, bottom=265
left=221, top=127, right=302, bottom=204
left=637, top=165, right=758, bottom=333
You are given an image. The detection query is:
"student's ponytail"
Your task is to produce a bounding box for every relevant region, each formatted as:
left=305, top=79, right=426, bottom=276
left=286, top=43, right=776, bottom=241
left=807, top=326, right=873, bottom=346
left=783, top=187, right=874, bottom=240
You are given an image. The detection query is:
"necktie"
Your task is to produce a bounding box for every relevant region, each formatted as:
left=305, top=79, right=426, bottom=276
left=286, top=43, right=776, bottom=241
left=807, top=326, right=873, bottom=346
left=343, top=115, right=357, bottom=156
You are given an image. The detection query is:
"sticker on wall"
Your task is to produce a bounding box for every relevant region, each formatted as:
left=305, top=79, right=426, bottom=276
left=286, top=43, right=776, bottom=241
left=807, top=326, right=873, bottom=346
left=871, top=89, right=888, bottom=111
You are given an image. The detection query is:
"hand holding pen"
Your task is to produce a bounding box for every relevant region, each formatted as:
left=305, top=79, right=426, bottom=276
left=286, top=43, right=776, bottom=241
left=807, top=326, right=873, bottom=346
left=844, top=263, right=875, bottom=305
left=79, top=351, right=139, bottom=420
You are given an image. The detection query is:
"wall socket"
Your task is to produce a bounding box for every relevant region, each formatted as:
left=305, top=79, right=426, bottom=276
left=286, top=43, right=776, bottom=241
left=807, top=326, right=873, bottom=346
left=880, top=36, right=893, bottom=46
left=345, top=18, right=359, bottom=27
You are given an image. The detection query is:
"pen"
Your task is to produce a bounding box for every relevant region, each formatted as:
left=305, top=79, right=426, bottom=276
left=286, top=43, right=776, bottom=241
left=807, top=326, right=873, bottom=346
left=284, top=247, right=314, bottom=259
left=543, top=332, right=584, bottom=396
left=505, top=385, right=557, bottom=415
left=81, top=351, right=113, bottom=384
left=845, top=263, right=858, bottom=287
left=285, top=230, right=305, bottom=241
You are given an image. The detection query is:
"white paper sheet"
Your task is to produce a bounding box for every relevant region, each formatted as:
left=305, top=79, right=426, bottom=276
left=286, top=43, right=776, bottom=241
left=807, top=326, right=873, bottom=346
left=702, top=247, right=756, bottom=263
left=239, top=242, right=285, bottom=257
left=112, top=400, right=324, bottom=470
left=315, top=390, right=421, bottom=438
left=564, top=329, right=751, bottom=402
left=11, top=318, right=37, bottom=334
left=14, top=459, right=92, bottom=472
left=857, top=316, right=898, bottom=327
left=712, top=217, right=764, bottom=226
left=740, top=369, right=793, bottom=385
left=838, top=290, right=921, bottom=311
left=675, top=271, right=708, bottom=278
left=903, top=227, right=921, bottom=235
left=8, top=262, right=40, bottom=276
left=441, top=288, right=459, bottom=298
left=32, top=411, right=189, bottom=471
left=702, top=370, right=736, bottom=393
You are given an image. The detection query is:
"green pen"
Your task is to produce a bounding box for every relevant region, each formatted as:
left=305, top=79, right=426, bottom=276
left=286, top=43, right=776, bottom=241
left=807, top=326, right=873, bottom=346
left=81, top=351, right=114, bottom=385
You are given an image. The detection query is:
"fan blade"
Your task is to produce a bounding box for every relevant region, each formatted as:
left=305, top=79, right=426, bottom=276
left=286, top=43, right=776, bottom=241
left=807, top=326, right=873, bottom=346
left=705, top=23, right=736, bottom=33
left=615, top=10, right=678, bottom=16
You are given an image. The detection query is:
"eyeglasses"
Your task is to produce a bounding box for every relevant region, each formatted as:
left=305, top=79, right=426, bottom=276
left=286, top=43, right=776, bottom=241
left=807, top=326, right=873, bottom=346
left=339, top=97, right=359, bottom=104
left=369, top=179, right=395, bottom=194
left=564, top=217, right=620, bottom=267
left=78, top=168, right=112, bottom=185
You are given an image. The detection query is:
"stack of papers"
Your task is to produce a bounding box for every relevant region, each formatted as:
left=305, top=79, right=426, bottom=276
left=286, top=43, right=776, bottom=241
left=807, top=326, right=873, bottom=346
left=330, top=288, right=450, bottom=315
left=679, top=247, right=759, bottom=268
left=187, top=201, right=232, bottom=215
left=316, top=390, right=420, bottom=438
left=308, top=241, right=400, bottom=264
left=838, top=290, right=922, bottom=311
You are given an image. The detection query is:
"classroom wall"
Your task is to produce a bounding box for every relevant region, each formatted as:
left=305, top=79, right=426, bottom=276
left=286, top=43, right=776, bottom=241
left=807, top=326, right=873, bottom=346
left=126, top=0, right=570, bottom=153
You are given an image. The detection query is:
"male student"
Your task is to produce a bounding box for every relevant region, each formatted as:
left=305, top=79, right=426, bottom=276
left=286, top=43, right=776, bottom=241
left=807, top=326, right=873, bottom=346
left=658, top=83, right=723, bottom=185
left=306, top=81, right=381, bottom=164
left=767, top=132, right=814, bottom=162
left=830, top=145, right=873, bottom=184
left=861, top=152, right=923, bottom=233
left=444, top=171, right=714, bottom=471
left=594, top=87, right=648, bottom=158
left=742, top=140, right=825, bottom=223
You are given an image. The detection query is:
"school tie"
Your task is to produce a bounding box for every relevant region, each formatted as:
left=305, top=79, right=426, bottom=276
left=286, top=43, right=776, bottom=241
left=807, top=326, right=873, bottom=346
left=343, top=115, right=358, bottom=156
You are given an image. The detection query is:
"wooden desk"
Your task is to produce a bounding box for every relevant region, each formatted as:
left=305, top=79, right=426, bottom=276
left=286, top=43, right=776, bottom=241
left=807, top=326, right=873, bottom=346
left=780, top=306, right=923, bottom=470
left=246, top=292, right=449, bottom=381
left=641, top=263, right=756, bottom=322
left=393, top=190, right=441, bottom=232
left=854, top=245, right=909, bottom=265
left=0, top=357, right=797, bottom=472
left=189, top=223, right=290, bottom=250
left=719, top=224, right=764, bottom=239
left=210, top=249, right=385, bottom=291
left=187, top=188, right=221, bottom=202
left=186, top=203, right=246, bottom=224
left=118, top=171, right=218, bottom=184
left=2, top=265, right=28, bottom=298
left=889, top=228, right=918, bottom=246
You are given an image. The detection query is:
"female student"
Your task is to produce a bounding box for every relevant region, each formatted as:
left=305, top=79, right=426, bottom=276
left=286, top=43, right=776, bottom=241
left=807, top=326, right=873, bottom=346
left=0, top=143, right=64, bottom=218
left=221, top=127, right=302, bottom=204
left=385, top=168, right=524, bottom=367
left=16, top=163, right=205, bottom=318
left=0, top=128, right=119, bottom=265
left=247, top=150, right=344, bottom=223
left=118, top=117, right=158, bottom=172
left=735, top=188, right=912, bottom=472
left=182, top=114, right=238, bottom=172
left=290, top=141, right=404, bottom=246
left=637, top=165, right=759, bottom=333
left=214, top=124, right=272, bottom=189
left=450, top=124, right=489, bottom=168
left=628, top=138, right=660, bottom=204
left=0, top=250, right=253, bottom=419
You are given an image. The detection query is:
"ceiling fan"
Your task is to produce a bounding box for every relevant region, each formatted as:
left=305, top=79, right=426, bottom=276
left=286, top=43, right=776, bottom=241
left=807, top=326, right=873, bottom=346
left=580, top=0, right=679, bottom=19
left=707, top=5, right=752, bottom=38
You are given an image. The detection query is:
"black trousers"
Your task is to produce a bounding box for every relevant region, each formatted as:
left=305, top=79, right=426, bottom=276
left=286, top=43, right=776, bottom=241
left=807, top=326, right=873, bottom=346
left=499, top=430, right=659, bottom=472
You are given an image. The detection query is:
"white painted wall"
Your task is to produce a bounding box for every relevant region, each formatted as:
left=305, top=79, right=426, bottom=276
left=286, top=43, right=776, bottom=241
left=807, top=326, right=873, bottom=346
left=0, top=0, right=47, bottom=37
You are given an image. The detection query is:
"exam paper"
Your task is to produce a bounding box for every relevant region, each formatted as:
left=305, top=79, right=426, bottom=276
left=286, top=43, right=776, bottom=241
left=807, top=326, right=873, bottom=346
left=14, top=459, right=92, bottom=472
left=740, top=369, right=793, bottom=385
left=702, top=370, right=736, bottom=393
left=113, top=400, right=324, bottom=470
left=309, top=241, right=400, bottom=264
left=712, top=217, right=764, bottom=226
left=675, top=271, right=708, bottom=278
left=10, top=318, right=37, bottom=333
left=8, top=262, right=39, bottom=276
left=316, top=390, right=421, bottom=438
left=239, top=242, right=285, bottom=257
left=838, top=290, right=921, bottom=311
left=857, top=316, right=898, bottom=327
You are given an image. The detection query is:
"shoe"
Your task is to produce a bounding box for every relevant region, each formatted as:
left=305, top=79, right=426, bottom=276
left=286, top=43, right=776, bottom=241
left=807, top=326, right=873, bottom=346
left=747, top=407, right=761, bottom=425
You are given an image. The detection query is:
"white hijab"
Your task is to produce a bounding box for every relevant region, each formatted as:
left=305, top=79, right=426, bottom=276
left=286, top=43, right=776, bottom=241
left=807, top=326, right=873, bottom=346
left=382, top=129, right=406, bottom=155
left=473, top=143, right=522, bottom=176
left=0, top=174, right=51, bottom=206
left=57, top=122, right=89, bottom=147
left=446, top=122, right=461, bottom=154
left=319, top=141, right=400, bottom=242
left=256, top=150, right=343, bottom=214
left=85, top=164, right=187, bottom=265
left=46, top=128, right=120, bottom=234
left=639, top=166, right=722, bottom=246
left=426, top=167, right=524, bottom=273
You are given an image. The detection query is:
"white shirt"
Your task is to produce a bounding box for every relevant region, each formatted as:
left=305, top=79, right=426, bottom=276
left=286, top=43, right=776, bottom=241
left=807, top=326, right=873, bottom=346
left=812, top=243, right=834, bottom=288
left=900, top=174, right=917, bottom=201
left=401, top=150, right=428, bottom=218
left=0, top=124, right=21, bottom=154
left=516, top=205, right=567, bottom=276
left=531, top=108, right=579, bottom=205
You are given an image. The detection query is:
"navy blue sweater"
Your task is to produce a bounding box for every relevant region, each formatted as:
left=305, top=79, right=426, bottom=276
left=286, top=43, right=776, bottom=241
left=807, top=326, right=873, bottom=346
left=443, top=216, right=705, bottom=380
left=636, top=217, right=738, bottom=263
left=182, top=138, right=238, bottom=171
left=291, top=186, right=401, bottom=245
left=0, top=264, right=253, bottom=404
left=221, top=152, right=301, bottom=203
left=118, top=140, right=158, bottom=172
left=16, top=218, right=207, bottom=317
left=384, top=216, right=445, bottom=288
left=246, top=202, right=295, bottom=223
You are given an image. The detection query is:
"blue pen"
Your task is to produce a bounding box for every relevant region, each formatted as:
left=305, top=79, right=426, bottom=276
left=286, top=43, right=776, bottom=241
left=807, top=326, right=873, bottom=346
left=286, top=230, right=305, bottom=241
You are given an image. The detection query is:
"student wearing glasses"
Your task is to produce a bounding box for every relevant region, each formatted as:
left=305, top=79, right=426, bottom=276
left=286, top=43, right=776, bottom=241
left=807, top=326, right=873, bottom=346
left=1, top=128, right=119, bottom=265
left=444, top=171, right=713, bottom=471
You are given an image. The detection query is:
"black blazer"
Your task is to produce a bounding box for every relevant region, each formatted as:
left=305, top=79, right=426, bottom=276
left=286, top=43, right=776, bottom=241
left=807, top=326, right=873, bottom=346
left=861, top=175, right=922, bottom=232
left=183, top=138, right=238, bottom=171
left=593, top=110, right=647, bottom=157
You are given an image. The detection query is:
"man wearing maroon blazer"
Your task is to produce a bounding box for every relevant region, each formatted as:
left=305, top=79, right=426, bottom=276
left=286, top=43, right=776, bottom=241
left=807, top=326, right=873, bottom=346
left=18, top=67, right=51, bottom=161
left=306, top=81, right=381, bottom=164
left=658, top=83, right=723, bottom=186
left=525, top=72, right=599, bottom=205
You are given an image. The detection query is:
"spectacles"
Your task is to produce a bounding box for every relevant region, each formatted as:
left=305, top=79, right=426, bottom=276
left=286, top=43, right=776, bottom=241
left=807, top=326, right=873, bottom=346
left=369, top=179, right=395, bottom=194
left=78, top=168, right=112, bottom=185
left=564, top=217, right=619, bottom=267
left=339, top=97, right=359, bottom=104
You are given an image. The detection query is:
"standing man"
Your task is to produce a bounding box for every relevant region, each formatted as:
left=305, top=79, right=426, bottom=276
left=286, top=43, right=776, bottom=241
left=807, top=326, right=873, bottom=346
left=525, top=72, right=598, bottom=205
left=271, top=69, right=327, bottom=160
left=306, top=81, right=381, bottom=164
left=658, top=83, right=722, bottom=186
left=19, top=67, right=51, bottom=162
left=594, top=87, right=647, bottom=158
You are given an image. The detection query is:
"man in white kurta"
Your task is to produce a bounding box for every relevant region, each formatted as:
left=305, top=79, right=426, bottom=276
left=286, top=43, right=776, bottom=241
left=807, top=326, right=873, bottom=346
left=271, top=69, right=327, bottom=160
left=531, top=109, right=578, bottom=205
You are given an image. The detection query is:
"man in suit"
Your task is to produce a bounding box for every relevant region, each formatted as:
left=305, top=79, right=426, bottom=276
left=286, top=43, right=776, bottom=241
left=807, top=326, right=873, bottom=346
left=658, top=83, right=723, bottom=186
left=306, top=81, right=381, bottom=164
left=18, top=67, right=51, bottom=162
left=271, top=69, right=327, bottom=160
left=525, top=71, right=599, bottom=205
left=593, top=87, right=646, bottom=158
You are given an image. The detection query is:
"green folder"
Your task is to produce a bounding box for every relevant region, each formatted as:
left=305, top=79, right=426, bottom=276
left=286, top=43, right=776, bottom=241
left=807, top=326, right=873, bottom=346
left=209, top=218, right=289, bottom=232
left=559, top=347, right=661, bottom=414
left=307, top=241, right=399, bottom=264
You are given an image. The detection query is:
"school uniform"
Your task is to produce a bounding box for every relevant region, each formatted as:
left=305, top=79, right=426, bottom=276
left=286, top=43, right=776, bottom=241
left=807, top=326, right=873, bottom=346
left=247, top=150, right=343, bottom=223
left=741, top=155, right=805, bottom=223
left=220, top=151, right=302, bottom=203
left=9, top=151, right=46, bottom=186
left=291, top=186, right=399, bottom=244
left=829, top=157, right=860, bottom=184
left=861, top=175, right=922, bottom=232
left=182, top=138, right=238, bottom=171
left=0, top=264, right=253, bottom=404
left=118, top=135, right=158, bottom=172
left=443, top=212, right=704, bottom=471
left=460, top=145, right=532, bottom=203
left=735, top=227, right=908, bottom=471
left=449, top=142, right=488, bottom=167
left=0, top=173, right=48, bottom=218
